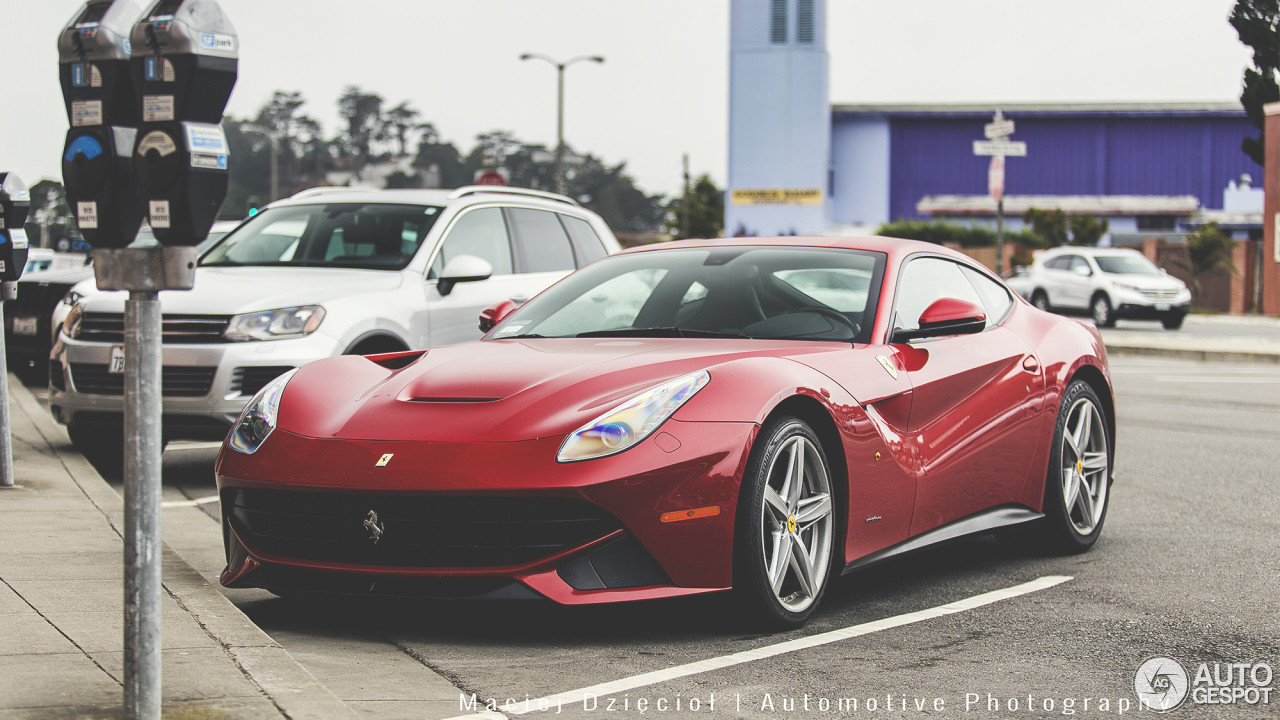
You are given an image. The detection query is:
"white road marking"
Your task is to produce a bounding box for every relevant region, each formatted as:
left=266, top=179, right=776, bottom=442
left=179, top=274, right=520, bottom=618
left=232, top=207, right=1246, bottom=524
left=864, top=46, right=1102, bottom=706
left=443, top=575, right=1073, bottom=719
left=1153, top=376, right=1280, bottom=383
left=165, top=441, right=224, bottom=450
left=161, top=495, right=219, bottom=508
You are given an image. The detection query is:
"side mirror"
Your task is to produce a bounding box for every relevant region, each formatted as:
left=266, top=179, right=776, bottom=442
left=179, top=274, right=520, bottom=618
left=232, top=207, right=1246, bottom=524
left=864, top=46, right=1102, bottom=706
left=479, top=299, right=519, bottom=333
left=437, top=254, right=493, bottom=296
left=892, top=298, right=987, bottom=343
left=1073, top=264, right=1092, bottom=276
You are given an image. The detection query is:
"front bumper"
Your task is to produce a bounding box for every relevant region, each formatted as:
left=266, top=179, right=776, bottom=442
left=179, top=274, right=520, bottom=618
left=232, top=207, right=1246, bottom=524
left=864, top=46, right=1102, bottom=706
left=215, top=419, right=758, bottom=604
left=48, top=332, right=342, bottom=440
left=1113, top=301, right=1190, bottom=320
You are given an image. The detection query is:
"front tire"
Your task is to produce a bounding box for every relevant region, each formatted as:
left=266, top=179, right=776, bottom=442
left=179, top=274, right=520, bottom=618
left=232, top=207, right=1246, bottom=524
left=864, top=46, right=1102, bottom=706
left=1031, top=290, right=1051, bottom=312
left=734, top=416, right=836, bottom=629
left=1035, top=380, right=1112, bottom=554
left=1091, top=294, right=1115, bottom=327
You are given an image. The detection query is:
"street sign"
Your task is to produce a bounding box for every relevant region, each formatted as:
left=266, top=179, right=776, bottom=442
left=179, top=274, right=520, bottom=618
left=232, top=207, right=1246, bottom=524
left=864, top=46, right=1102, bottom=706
left=985, top=119, right=1015, bottom=139
left=474, top=168, right=509, bottom=186
left=988, top=155, right=1005, bottom=202
left=973, top=140, right=1027, bottom=157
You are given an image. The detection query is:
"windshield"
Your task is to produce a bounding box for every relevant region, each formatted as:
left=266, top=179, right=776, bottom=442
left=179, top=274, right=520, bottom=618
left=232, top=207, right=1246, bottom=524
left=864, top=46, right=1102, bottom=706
left=490, top=246, right=886, bottom=344
left=1094, top=254, right=1161, bottom=275
left=201, top=203, right=442, bottom=270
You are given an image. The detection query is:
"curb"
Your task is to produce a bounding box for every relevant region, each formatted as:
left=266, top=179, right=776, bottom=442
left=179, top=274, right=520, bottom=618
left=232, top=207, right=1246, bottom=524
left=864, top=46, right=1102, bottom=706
left=1103, top=342, right=1280, bottom=364
left=9, top=377, right=360, bottom=720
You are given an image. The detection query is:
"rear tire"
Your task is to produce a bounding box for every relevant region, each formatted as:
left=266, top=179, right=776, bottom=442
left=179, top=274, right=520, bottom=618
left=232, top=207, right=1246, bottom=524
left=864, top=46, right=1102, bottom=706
left=733, top=416, right=836, bottom=629
left=1091, top=294, right=1115, bottom=327
left=1033, top=380, right=1112, bottom=554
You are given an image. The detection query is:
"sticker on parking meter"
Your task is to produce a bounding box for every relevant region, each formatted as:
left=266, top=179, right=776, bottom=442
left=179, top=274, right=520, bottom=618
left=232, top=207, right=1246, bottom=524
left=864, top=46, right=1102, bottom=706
left=199, top=33, right=236, bottom=52
left=143, top=95, right=175, bottom=122
left=149, top=200, right=171, bottom=229
left=191, top=154, right=228, bottom=170
left=77, top=202, right=98, bottom=229
left=90, top=64, right=102, bottom=87
left=10, top=229, right=27, bottom=250
left=137, top=131, right=177, bottom=157
left=72, top=100, right=103, bottom=127
left=163, top=59, right=175, bottom=82
left=72, top=64, right=87, bottom=87
left=185, top=125, right=228, bottom=155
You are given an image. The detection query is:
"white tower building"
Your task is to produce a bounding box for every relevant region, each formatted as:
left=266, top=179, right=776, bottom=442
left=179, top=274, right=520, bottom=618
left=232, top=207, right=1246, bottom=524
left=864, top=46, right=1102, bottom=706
left=726, top=0, right=830, bottom=236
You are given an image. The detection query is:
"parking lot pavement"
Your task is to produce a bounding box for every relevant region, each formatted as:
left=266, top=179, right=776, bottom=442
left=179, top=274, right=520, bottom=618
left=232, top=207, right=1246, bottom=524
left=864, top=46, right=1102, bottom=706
left=0, top=376, right=358, bottom=719
left=81, top=355, right=1278, bottom=720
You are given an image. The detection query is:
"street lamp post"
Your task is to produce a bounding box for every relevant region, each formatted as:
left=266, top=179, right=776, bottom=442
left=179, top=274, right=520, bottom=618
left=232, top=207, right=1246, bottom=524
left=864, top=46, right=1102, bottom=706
left=240, top=124, right=279, bottom=203
left=519, top=53, right=604, bottom=196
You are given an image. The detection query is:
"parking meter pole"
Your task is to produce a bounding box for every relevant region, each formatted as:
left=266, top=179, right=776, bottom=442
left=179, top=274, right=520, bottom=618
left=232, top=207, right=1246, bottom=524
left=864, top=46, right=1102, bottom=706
left=123, top=289, right=162, bottom=720
left=0, top=283, right=15, bottom=488
left=995, top=197, right=1005, bottom=276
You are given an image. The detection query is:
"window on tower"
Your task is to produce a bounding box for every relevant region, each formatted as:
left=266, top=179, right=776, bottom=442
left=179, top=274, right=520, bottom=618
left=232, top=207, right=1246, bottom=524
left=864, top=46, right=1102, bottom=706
left=771, top=0, right=788, bottom=44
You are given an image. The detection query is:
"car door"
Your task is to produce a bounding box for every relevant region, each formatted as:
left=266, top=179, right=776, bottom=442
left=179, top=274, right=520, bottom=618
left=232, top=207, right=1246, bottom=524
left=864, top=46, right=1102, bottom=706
left=1039, top=255, right=1071, bottom=307
left=1061, top=254, right=1096, bottom=308
left=890, top=256, right=1045, bottom=535
left=424, top=206, right=528, bottom=346
left=506, top=207, right=582, bottom=300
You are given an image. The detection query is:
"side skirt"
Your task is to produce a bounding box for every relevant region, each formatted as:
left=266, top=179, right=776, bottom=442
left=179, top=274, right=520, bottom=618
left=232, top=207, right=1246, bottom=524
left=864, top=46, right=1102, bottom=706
left=842, top=505, right=1043, bottom=575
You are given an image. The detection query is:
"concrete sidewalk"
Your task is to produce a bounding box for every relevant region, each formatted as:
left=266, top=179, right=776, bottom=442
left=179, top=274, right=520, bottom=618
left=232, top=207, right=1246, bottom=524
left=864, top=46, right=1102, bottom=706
left=0, top=376, right=359, bottom=719
left=1100, top=328, right=1280, bottom=364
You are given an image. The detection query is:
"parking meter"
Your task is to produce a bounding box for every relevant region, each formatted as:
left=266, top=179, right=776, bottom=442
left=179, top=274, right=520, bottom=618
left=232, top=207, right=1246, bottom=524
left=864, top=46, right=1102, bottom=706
left=129, top=0, right=237, bottom=246
left=0, top=174, right=31, bottom=282
left=58, top=0, right=146, bottom=248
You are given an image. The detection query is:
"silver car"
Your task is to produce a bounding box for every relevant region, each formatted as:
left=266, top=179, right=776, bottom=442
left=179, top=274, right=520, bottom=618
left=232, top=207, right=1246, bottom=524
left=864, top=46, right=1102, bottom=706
left=49, top=186, right=620, bottom=457
left=1017, top=246, right=1192, bottom=329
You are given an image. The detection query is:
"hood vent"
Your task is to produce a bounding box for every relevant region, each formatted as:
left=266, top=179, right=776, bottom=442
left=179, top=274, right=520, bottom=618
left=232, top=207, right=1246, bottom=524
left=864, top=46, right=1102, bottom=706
left=407, top=397, right=501, bottom=403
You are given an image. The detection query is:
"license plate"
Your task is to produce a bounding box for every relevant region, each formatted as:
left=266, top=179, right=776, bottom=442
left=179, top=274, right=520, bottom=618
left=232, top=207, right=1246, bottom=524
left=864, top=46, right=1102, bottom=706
left=109, top=345, right=125, bottom=374
left=1155, top=303, right=1170, bottom=311
left=12, top=316, right=37, bottom=336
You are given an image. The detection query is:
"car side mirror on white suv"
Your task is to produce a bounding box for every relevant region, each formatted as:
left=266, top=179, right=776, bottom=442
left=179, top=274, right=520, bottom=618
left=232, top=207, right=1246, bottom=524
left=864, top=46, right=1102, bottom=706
left=1073, top=264, right=1092, bottom=277
left=437, top=254, right=494, bottom=296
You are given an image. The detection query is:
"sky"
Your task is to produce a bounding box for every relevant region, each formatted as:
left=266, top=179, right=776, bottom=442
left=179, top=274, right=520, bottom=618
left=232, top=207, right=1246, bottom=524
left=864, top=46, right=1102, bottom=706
left=3, top=0, right=1252, bottom=199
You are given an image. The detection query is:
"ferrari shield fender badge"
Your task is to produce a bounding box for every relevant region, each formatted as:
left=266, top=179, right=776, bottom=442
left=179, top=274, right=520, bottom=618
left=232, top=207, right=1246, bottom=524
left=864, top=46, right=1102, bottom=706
left=876, top=355, right=899, bottom=379
left=363, top=510, right=385, bottom=543
left=376, top=453, right=393, bottom=467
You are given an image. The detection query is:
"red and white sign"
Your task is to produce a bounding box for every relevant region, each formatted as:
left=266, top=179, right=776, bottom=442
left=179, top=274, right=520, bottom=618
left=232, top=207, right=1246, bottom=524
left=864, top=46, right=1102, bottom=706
left=988, top=155, right=1005, bottom=202
left=474, top=168, right=509, bottom=186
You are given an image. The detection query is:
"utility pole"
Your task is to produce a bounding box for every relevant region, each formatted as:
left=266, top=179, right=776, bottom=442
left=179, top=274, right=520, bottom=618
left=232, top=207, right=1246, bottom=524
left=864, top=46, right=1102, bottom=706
left=519, top=53, right=604, bottom=196
left=682, top=154, right=691, bottom=240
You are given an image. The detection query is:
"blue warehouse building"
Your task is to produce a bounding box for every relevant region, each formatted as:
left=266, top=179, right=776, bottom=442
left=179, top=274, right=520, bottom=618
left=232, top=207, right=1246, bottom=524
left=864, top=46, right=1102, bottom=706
left=728, top=0, right=1262, bottom=240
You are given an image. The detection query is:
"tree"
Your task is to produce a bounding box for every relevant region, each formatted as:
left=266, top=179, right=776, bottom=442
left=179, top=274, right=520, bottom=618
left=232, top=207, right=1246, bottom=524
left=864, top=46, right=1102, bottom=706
left=1174, top=222, right=1236, bottom=301
left=1230, top=0, right=1279, bottom=166
left=1068, top=215, right=1109, bottom=246
left=385, top=102, right=431, bottom=158
left=337, top=86, right=385, bottom=165
left=666, top=174, right=725, bottom=239
left=1023, top=207, right=1069, bottom=247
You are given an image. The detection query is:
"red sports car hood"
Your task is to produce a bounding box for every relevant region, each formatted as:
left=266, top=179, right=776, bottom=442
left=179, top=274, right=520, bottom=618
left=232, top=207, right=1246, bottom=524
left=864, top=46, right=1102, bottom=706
left=276, top=337, right=835, bottom=442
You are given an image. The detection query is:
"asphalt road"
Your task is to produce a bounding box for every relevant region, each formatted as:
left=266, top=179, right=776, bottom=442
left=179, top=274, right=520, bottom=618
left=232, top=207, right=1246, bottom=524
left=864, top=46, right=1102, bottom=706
left=78, top=355, right=1279, bottom=719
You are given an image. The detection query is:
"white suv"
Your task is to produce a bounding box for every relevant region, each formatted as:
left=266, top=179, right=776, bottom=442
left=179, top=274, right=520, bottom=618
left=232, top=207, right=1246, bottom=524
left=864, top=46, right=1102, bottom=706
left=1020, top=246, right=1191, bottom=329
left=49, top=186, right=620, bottom=457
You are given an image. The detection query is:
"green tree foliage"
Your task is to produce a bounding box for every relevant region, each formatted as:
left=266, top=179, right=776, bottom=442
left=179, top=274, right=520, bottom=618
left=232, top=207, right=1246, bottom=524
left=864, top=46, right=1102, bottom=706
left=1175, top=222, right=1237, bottom=300
left=337, top=86, right=385, bottom=165
left=1023, top=208, right=1070, bottom=247
left=1068, top=215, right=1109, bottom=246
left=1230, top=0, right=1279, bottom=166
left=666, top=174, right=725, bottom=239
left=878, top=220, right=1042, bottom=249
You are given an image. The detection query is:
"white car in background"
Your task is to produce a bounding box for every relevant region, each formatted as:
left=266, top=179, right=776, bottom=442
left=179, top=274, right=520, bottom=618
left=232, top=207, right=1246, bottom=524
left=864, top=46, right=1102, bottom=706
left=49, top=186, right=620, bottom=460
left=1018, top=246, right=1191, bottom=329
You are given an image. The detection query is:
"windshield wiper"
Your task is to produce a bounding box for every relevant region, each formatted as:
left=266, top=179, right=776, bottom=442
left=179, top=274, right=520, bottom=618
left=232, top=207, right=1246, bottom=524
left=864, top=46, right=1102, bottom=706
left=496, top=333, right=545, bottom=339
left=576, top=327, right=748, bottom=339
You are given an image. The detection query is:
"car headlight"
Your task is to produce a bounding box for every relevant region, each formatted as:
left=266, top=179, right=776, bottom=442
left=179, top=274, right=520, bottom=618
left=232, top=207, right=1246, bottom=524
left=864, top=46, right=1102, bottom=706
left=61, top=303, right=84, bottom=339
left=557, top=370, right=710, bottom=463
left=1111, top=283, right=1140, bottom=293
left=224, top=306, right=325, bottom=342
left=228, top=368, right=298, bottom=454
left=62, top=289, right=85, bottom=307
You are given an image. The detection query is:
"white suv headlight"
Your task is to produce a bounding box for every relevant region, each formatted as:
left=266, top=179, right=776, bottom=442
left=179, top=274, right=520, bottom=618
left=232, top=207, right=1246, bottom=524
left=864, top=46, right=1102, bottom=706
left=61, top=302, right=85, bottom=339
left=224, top=306, right=325, bottom=342
left=228, top=368, right=297, bottom=454
left=557, top=370, right=710, bottom=463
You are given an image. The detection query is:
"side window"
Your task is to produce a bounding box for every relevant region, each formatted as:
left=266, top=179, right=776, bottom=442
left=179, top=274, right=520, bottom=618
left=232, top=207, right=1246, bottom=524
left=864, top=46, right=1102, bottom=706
left=560, top=214, right=608, bottom=266
left=893, top=257, right=986, bottom=333
left=429, top=208, right=514, bottom=279
left=1069, top=255, right=1092, bottom=274
left=1045, top=255, right=1069, bottom=270
left=961, top=266, right=1014, bottom=326
left=509, top=208, right=576, bottom=273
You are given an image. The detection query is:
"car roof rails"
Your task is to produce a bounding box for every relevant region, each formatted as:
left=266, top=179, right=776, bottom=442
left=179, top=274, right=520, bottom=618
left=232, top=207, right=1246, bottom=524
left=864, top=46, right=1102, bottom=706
left=447, top=185, right=580, bottom=207
left=288, top=186, right=381, bottom=201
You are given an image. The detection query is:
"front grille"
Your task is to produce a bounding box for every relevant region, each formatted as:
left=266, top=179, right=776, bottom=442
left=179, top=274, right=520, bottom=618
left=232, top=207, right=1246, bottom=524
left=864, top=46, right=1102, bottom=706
left=50, top=360, right=66, bottom=392
left=229, top=366, right=294, bottom=397
left=225, top=488, right=624, bottom=568
left=1138, top=288, right=1179, bottom=300
left=78, top=312, right=231, bottom=344
left=69, top=364, right=217, bottom=397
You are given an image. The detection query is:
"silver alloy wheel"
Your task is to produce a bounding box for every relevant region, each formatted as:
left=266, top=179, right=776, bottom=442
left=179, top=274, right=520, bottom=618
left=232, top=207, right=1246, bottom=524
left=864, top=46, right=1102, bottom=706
left=1059, top=397, right=1109, bottom=535
left=760, top=435, right=833, bottom=612
left=1092, top=296, right=1110, bottom=326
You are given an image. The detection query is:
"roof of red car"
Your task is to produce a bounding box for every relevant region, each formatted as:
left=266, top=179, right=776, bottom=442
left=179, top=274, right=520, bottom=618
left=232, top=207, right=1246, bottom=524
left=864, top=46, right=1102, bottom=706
left=620, top=235, right=972, bottom=266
